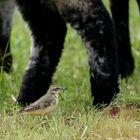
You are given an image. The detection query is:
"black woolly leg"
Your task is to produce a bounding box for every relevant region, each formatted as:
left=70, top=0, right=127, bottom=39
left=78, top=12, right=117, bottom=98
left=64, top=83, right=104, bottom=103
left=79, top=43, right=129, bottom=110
left=16, top=0, right=67, bottom=105
left=0, top=0, right=15, bottom=73
left=136, top=0, right=140, bottom=10
left=110, top=0, right=134, bottom=78
left=59, top=0, right=119, bottom=106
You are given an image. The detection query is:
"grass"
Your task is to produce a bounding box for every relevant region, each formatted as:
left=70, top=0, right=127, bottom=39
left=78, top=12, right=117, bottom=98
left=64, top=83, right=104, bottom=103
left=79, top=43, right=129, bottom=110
left=0, top=1, right=140, bottom=139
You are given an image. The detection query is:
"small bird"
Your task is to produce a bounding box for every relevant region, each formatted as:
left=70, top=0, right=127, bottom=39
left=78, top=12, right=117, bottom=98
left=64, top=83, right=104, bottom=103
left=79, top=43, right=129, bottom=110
left=19, top=86, right=65, bottom=115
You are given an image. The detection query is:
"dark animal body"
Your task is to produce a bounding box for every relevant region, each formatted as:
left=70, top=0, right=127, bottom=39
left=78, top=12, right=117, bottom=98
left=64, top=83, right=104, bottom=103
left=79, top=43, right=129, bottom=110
left=0, top=0, right=139, bottom=106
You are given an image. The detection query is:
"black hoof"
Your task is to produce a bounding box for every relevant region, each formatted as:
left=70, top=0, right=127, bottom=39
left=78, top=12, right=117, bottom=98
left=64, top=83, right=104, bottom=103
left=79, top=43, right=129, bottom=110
left=16, top=93, right=43, bottom=107
left=16, top=96, right=31, bottom=107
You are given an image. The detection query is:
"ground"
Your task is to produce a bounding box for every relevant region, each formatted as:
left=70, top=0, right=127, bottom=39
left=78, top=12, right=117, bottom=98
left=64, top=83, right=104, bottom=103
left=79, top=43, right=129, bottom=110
left=0, top=1, right=140, bottom=139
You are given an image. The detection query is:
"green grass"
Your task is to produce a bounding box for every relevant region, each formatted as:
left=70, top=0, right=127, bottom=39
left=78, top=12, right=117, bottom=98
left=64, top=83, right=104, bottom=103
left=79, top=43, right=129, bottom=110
left=0, top=1, right=140, bottom=139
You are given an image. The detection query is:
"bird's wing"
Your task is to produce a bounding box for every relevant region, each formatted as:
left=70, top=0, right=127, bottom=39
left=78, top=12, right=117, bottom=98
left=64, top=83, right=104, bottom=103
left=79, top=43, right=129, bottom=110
left=44, top=97, right=56, bottom=108
left=19, top=95, right=57, bottom=114
left=19, top=104, right=41, bottom=113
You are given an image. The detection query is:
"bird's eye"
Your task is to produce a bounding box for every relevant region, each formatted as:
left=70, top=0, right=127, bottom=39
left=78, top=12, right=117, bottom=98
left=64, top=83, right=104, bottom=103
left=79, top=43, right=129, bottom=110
left=53, top=87, right=59, bottom=91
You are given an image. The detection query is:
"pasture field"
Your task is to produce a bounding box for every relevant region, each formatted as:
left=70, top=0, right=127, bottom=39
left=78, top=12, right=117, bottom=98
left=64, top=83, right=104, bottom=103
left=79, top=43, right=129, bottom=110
left=0, top=1, right=140, bottom=139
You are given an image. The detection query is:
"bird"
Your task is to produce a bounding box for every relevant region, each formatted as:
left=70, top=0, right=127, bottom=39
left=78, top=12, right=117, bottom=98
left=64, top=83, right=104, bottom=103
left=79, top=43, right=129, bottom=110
left=19, top=86, right=66, bottom=115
